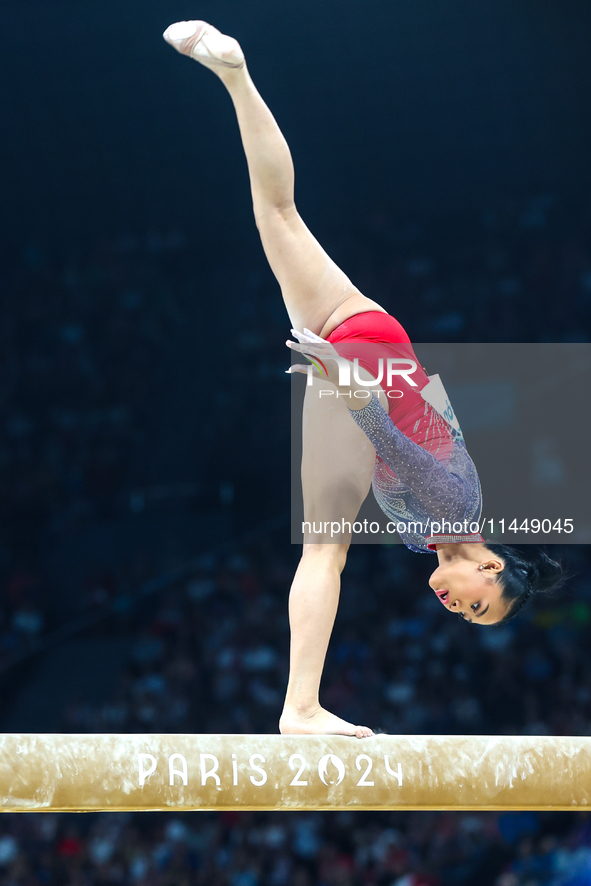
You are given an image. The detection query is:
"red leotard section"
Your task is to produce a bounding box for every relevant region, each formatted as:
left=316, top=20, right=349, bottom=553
left=326, top=311, right=453, bottom=460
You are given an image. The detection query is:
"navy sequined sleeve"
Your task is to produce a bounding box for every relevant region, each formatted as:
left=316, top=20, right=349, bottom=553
left=348, top=396, right=465, bottom=519
left=348, top=396, right=482, bottom=552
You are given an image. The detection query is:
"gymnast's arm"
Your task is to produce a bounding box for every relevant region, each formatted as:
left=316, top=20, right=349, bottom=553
left=347, top=395, right=467, bottom=521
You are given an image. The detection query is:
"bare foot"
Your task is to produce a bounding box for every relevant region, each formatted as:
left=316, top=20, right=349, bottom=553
left=163, top=21, right=245, bottom=71
left=279, top=705, right=374, bottom=738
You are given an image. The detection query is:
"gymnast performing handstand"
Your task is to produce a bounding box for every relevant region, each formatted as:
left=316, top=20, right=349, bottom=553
left=163, top=21, right=563, bottom=737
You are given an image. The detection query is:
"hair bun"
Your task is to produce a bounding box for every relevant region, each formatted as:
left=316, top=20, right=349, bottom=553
left=526, top=562, right=538, bottom=585
left=530, top=549, right=564, bottom=594
left=484, top=543, right=567, bottom=622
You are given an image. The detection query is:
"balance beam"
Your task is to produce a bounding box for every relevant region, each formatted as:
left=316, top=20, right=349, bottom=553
left=1, top=733, right=590, bottom=812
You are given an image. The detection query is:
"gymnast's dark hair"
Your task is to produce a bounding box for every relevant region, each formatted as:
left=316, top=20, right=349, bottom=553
left=485, top=544, right=566, bottom=623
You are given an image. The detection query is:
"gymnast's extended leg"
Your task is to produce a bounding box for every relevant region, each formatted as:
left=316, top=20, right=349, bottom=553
left=164, top=22, right=380, bottom=735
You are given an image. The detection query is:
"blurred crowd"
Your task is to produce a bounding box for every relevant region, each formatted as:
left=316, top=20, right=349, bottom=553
left=0, top=536, right=589, bottom=886
left=1, top=192, right=591, bottom=884
left=0, top=566, right=45, bottom=667
left=1, top=805, right=591, bottom=886
left=0, top=236, right=182, bottom=549
left=339, top=195, right=591, bottom=344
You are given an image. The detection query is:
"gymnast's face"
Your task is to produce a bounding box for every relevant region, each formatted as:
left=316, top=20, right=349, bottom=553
left=428, top=545, right=508, bottom=625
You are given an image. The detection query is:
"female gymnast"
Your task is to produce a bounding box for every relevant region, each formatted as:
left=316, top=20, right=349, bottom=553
left=163, top=21, right=563, bottom=737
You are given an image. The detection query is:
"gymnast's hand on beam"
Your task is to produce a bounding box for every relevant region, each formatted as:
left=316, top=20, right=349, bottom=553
left=285, top=328, right=344, bottom=388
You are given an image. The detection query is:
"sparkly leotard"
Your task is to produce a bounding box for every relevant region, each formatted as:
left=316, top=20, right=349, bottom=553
left=326, top=312, right=482, bottom=552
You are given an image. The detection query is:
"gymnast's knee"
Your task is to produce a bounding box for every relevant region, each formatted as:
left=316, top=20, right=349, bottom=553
left=253, top=199, right=298, bottom=231
left=300, top=540, right=349, bottom=572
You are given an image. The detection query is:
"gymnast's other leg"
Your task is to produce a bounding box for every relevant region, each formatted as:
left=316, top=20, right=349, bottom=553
left=164, top=22, right=380, bottom=734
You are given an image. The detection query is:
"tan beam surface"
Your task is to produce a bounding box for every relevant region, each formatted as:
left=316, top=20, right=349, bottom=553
left=1, top=733, right=590, bottom=812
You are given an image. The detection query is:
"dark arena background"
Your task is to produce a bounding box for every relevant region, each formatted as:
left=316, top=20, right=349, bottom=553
left=1, top=0, right=591, bottom=883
